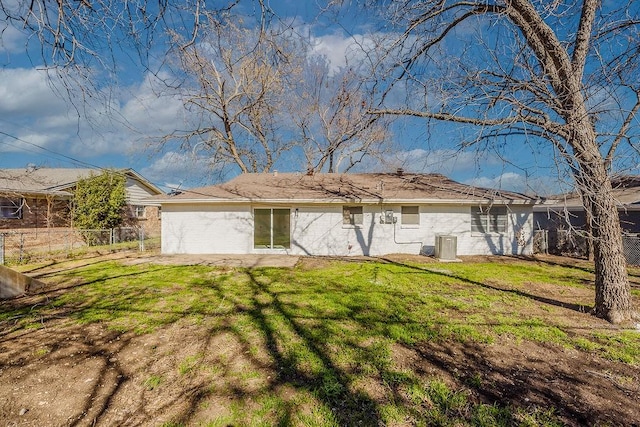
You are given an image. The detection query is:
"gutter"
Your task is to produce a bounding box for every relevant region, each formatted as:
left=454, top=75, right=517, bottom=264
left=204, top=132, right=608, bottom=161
left=154, top=197, right=538, bottom=206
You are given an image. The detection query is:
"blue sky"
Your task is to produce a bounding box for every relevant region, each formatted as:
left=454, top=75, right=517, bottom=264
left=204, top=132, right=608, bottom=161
left=0, top=1, right=611, bottom=195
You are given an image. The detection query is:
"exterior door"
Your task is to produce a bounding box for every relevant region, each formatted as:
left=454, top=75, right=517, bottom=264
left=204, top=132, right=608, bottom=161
left=254, top=208, right=290, bottom=249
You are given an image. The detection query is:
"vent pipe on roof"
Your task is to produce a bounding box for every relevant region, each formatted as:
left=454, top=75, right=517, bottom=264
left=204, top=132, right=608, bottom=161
left=396, top=167, right=404, bottom=176
left=273, top=170, right=278, bottom=177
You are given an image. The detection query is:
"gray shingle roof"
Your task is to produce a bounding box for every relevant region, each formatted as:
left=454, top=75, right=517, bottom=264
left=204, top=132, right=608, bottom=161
left=0, top=168, right=163, bottom=197
left=0, top=168, right=96, bottom=196
left=158, top=172, right=536, bottom=204
left=536, top=175, right=640, bottom=209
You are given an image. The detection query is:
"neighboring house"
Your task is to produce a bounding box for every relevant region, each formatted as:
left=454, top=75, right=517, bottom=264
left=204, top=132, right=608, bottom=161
left=533, top=176, right=640, bottom=234
left=0, top=167, right=164, bottom=235
left=156, top=171, right=538, bottom=257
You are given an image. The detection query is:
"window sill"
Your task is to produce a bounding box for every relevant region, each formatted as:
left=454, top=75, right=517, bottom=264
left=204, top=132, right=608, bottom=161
left=400, top=225, right=420, bottom=229
left=342, top=224, right=363, bottom=229
left=254, top=246, right=290, bottom=251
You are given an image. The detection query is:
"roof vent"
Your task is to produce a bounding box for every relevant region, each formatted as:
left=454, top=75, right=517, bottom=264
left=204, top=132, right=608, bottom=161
left=396, top=167, right=404, bottom=176
left=273, top=170, right=278, bottom=177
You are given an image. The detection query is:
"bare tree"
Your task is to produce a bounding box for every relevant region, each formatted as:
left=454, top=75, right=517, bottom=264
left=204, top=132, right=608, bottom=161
left=0, top=0, right=230, bottom=67
left=158, top=10, right=305, bottom=173
left=360, top=0, right=639, bottom=323
left=156, top=8, right=391, bottom=175
left=292, top=58, right=391, bottom=173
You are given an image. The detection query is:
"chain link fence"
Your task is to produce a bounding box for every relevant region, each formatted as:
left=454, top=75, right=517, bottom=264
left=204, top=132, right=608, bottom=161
left=534, top=229, right=640, bottom=266
left=0, top=227, right=160, bottom=265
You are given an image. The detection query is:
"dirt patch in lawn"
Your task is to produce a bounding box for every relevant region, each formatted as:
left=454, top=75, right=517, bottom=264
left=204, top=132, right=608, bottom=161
left=1, top=253, right=639, bottom=426
left=390, top=339, right=640, bottom=427
left=1, top=318, right=638, bottom=426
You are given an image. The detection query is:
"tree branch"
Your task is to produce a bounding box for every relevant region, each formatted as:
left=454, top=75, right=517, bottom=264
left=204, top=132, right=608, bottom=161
left=605, top=89, right=640, bottom=170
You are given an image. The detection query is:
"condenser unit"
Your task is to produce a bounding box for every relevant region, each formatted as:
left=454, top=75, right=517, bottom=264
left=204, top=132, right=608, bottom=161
left=434, top=235, right=457, bottom=261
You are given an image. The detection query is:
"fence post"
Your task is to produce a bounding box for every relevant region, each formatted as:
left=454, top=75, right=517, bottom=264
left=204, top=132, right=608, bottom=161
left=110, top=228, right=115, bottom=246
left=19, top=233, right=24, bottom=263
left=0, top=234, right=4, bottom=265
left=139, top=227, right=145, bottom=252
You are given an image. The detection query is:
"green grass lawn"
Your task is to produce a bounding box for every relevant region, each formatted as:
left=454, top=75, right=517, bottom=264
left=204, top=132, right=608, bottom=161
left=2, top=255, right=639, bottom=426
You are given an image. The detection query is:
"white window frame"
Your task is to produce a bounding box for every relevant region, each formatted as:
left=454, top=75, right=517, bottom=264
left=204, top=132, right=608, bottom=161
left=0, top=198, right=23, bottom=219
left=133, top=205, right=146, bottom=218
left=342, top=206, right=363, bottom=226
left=471, top=206, right=507, bottom=234
left=254, top=208, right=291, bottom=249
left=401, top=206, right=420, bottom=227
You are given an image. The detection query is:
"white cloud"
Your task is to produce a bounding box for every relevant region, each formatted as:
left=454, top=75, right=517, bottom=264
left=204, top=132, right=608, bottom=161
left=141, top=151, right=216, bottom=190
left=385, top=148, right=502, bottom=175
left=0, top=68, right=69, bottom=116
left=0, top=24, right=26, bottom=54
left=308, top=31, right=379, bottom=74
left=119, top=72, right=186, bottom=135
left=0, top=66, right=189, bottom=163
left=463, top=172, right=565, bottom=196
left=464, top=172, right=523, bottom=191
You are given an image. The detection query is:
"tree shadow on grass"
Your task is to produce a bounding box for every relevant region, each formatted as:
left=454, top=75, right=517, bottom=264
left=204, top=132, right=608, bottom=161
left=241, top=269, right=382, bottom=424
left=3, top=259, right=638, bottom=426
left=406, top=339, right=640, bottom=426
left=0, top=266, right=181, bottom=342
left=376, top=257, right=594, bottom=314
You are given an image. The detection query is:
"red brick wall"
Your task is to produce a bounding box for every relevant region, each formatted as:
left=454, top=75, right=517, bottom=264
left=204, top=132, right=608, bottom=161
left=0, top=197, right=71, bottom=230
left=0, top=196, right=161, bottom=235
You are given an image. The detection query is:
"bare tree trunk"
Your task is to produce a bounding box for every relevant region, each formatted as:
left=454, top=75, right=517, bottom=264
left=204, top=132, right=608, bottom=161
left=580, top=192, right=595, bottom=261
left=576, top=137, right=633, bottom=322
left=589, top=182, right=632, bottom=323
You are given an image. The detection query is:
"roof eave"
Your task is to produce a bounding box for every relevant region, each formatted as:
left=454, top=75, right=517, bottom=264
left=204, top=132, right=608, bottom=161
left=156, top=197, right=537, bottom=205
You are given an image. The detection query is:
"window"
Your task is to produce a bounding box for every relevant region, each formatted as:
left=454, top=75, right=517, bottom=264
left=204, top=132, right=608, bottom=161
left=0, top=198, right=23, bottom=219
left=471, top=206, right=507, bottom=233
left=254, top=208, right=290, bottom=249
left=132, top=205, right=145, bottom=218
left=342, top=206, right=363, bottom=226
left=401, top=206, right=419, bottom=225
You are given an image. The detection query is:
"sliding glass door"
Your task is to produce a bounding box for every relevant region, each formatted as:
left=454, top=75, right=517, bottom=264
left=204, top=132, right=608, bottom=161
left=254, top=208, right=290, bottom=249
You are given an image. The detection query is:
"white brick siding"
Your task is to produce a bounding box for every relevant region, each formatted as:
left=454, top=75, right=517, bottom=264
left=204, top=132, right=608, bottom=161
left=162, top=204, right=253, bottom=254
left=161, top=203, right=534, bottom=256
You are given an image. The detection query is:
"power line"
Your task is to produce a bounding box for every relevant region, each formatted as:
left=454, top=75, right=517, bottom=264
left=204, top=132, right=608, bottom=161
left=0, top=129, right=171, bottom=192
left=0, top=130, right=105, bottom=170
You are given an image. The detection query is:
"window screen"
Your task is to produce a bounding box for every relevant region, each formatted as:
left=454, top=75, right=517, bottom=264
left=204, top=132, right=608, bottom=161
left=401, top=206, right=419, bottom=225
left=342, top=206, right=363, bottom=225
left=471, top=206, right=507, bottom=233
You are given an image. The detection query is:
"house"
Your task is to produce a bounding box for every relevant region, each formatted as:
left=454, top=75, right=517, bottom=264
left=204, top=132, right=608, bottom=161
left=533, top=176, right=640, bottom=234
left=0, top=167, right=163, bottom=235
left=532, top=176, right=640, bottom=258
left=156, top=171, right=538, bottom=257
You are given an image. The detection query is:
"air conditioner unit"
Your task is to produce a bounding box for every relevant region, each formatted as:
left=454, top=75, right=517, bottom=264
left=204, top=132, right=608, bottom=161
left=435, top=235, right=457, bottom=260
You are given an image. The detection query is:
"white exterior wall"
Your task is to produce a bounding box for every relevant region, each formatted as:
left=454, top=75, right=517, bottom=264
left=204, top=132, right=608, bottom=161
left=161, top=202, right=534, bottom=256
left=162, top=204, right=254, bottom=254
left=289, top=204, right=533, bottom=256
